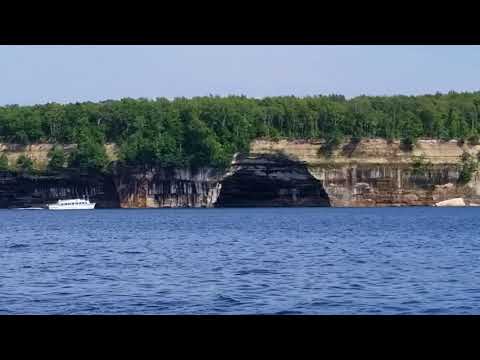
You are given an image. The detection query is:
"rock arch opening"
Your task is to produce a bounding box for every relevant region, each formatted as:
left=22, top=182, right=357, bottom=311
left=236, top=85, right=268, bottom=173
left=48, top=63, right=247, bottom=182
left=215, top=155, right=331, bottom=207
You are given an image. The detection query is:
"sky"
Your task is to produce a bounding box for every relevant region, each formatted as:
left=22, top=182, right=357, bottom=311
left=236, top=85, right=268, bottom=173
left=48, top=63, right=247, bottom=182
left=0, top=45, right=479, bottom=105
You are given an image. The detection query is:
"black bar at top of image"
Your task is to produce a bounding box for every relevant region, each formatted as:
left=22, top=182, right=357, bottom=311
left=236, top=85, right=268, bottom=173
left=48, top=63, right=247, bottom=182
left=1, top=9, right=480, bottom=45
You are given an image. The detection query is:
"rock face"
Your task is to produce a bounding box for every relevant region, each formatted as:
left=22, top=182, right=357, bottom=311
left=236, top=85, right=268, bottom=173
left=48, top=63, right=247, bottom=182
left=216, top=154, right=330, bottom=207
left=0, top=142, right=118, bottom=171
left=1, top=139, right=480, bottom=208
left=309, top=164, right=470, bottom=207
left=112, top=166, right=225, bottom=208
left=112, top=155, right=331, bottom=208
left=0, top=170, right=120, bottom=208
left=250, top=139, right=480, bottom=207
left=434, top=198, right=466, bottom=207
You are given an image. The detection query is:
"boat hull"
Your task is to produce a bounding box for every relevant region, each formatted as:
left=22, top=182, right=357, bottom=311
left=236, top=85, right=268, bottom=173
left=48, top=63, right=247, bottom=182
left=47, top=203, right=96, bottom=210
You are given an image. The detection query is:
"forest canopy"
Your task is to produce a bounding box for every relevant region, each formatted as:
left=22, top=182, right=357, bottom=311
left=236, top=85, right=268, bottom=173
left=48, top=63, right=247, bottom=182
left=1, top=92, right=480, bottom=169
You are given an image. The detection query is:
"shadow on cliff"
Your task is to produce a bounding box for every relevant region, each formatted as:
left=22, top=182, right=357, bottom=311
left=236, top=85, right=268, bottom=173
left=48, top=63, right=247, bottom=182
left=0, top=169, right=120, bottom=208
left=216, top=153, right=331, bottom=207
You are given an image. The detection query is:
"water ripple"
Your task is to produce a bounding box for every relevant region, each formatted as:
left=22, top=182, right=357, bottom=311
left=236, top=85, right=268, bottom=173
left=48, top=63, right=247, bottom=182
left=1, top=207, right=480, bottom=314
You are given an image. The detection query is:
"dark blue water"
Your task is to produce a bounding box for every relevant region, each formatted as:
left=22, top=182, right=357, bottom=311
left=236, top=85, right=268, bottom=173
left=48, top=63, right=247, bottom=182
left=1, top=207, right=480, bottom=314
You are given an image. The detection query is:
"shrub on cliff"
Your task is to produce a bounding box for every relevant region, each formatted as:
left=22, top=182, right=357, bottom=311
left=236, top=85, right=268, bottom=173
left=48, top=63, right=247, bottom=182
left=68, top=139, right=109, bottom=172
left=468, top=134, right=480, bottom=146
left=47, top=146, right=66, bottom=171
left=16, top=154, right=34, bottom=173
left=319, top=131, right=343, bottom=157
left=411, top=154, right=433, bottom=176
left=458, top=152, right=478, bottom=184
left=401, top=136, right=416, bottom=151
left=0, top=153, right=9, bottom=171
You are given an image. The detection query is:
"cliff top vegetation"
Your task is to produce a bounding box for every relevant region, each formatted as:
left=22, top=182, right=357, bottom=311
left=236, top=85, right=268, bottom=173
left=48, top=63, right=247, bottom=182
left=1, top=92, right=480, bottom=169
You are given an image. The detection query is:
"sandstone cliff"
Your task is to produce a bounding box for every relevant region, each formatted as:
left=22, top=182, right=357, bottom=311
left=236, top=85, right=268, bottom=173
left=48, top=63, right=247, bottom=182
left=112, top=166, right=225, bottom=208
left=1, top=139, right=479, bottom=208
left=249, top=139, right=480, bottom=206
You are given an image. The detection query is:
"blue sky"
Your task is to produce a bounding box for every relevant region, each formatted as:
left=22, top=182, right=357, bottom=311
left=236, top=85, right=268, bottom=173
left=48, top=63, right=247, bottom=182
left=0, top=45, right=479, bottom=105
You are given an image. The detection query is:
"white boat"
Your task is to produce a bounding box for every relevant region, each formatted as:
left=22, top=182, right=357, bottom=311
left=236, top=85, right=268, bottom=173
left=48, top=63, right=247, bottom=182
left=47, top=198, right=96, bottom=210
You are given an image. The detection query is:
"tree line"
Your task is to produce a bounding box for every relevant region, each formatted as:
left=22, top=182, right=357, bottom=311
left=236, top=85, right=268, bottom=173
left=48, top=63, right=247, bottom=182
left=1, top=92, right=480, bottom=170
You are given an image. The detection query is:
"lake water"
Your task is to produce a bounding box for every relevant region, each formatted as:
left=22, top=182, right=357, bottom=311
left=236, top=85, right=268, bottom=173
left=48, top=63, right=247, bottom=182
left=1, top=207, right=480, bottom=314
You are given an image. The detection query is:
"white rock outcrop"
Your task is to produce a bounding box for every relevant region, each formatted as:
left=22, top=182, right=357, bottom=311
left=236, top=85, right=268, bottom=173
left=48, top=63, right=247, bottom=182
left=434, top=198, right=466, bottom=207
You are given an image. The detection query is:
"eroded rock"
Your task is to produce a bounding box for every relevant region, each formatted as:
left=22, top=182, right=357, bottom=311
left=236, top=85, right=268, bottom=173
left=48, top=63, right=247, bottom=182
left=434, top=198, right=466, bottom=207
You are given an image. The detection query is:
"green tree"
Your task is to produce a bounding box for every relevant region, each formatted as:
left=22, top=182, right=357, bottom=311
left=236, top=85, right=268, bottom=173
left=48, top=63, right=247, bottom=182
left=0, top=153, right=9, bottom=171
left=47, top=146, right=66, bottom=171
left=68, top=140, right=108, bottom=171
left=319, top=130, right=343, bottom=157
left=401, top=135, right=417, bottom=151
left=3, top=92, right=480, bottom=170
left=468, top=133, right=480, bottom=146
left=458, top=153, right=478, bottom=184
left=16, top=154, right=34, bottom=173
left=411, top=154, right=432, bottom=175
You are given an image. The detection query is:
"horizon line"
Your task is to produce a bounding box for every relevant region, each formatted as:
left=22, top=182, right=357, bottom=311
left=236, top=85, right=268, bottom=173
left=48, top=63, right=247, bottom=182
left=2, top=89, right=480, bottom=107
